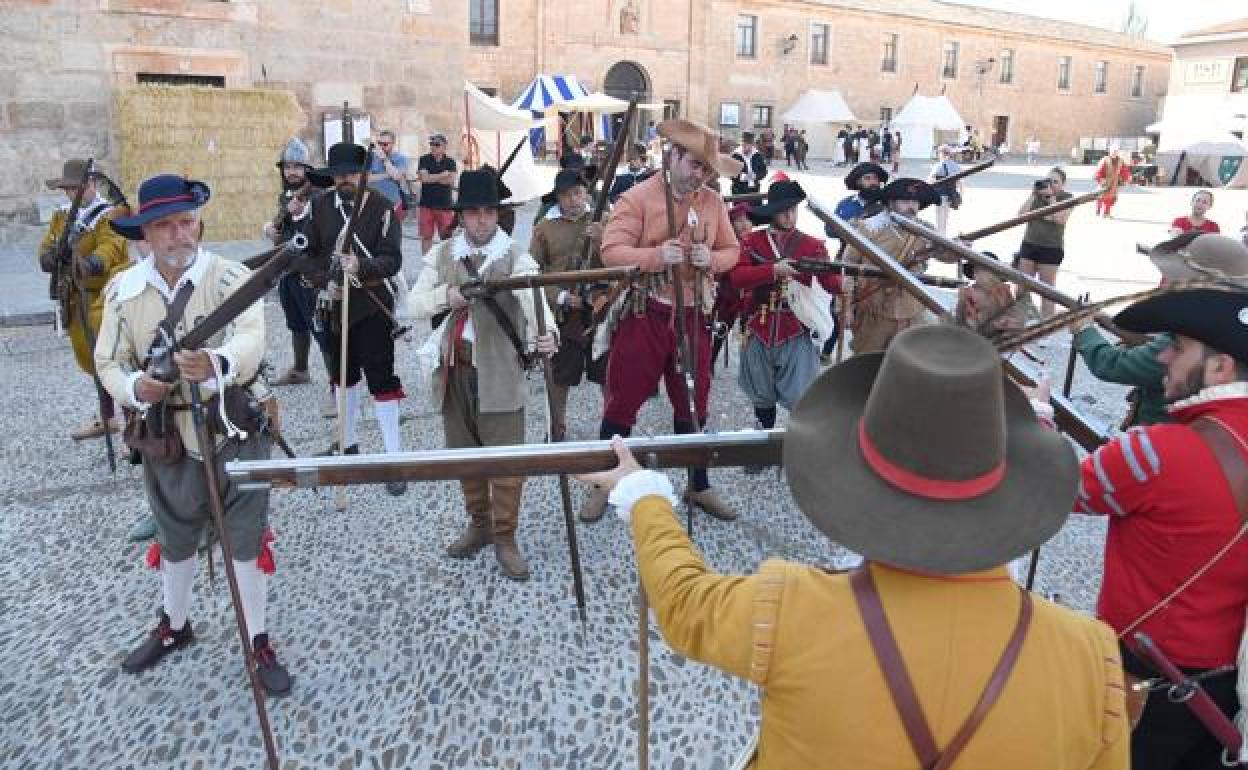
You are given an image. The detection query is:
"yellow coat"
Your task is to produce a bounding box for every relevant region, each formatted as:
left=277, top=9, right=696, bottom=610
left=632, top=496, right=1129, bottom=770
left=39, top=204, right=132, bottom=373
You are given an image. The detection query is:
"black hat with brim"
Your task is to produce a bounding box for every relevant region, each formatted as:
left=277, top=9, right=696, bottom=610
left=863, top=178, right=942, bottom=210
left=541, top=168, right=590, bottom=205
left=748, top=180, right=807, bottom=220
left=308, top=142, right=369, bottom=188
left=845, top=162, right=890, bottom=192
left=454, top=168, right=519, bottom=211
left=1115, top=287, right=1248, bottom=365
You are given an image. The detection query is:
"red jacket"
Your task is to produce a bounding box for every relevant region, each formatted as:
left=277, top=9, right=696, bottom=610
left=1076, top=393, right=1248, bottom=668
left=729, top=228, right=840, bottom=346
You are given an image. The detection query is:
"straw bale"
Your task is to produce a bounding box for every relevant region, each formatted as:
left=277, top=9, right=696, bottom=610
left=115, top=86, right=306, bottom=241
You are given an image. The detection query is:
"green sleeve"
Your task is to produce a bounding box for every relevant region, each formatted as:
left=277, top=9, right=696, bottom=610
left=1073, top=328, right=1170, bottom=389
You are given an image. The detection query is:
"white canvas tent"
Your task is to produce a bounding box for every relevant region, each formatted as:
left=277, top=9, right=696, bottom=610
left=463, top=82, right=546, bottom=202
left=1162, top=136, right=1248, bottom=189
left=892, top=95, right=965, bottom=160
left=781, top=89, right=856, bottom=159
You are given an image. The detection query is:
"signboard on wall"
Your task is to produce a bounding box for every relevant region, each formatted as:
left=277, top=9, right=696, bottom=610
left=1184, top=59, right=1231, bottom=86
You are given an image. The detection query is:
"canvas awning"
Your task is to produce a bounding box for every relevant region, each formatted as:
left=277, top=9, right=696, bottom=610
left=782, top=89, right=856, bottom=123
left=464, top=83, right=543, bottom=132
left=512, top=74, right=591, bottom=114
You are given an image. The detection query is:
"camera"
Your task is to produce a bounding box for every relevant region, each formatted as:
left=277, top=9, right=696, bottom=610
left=1033, top=179, right=1051, bottom=191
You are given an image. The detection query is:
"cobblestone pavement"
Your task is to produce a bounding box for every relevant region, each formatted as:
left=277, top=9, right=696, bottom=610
left=0, top=162, right=1218, bottom=769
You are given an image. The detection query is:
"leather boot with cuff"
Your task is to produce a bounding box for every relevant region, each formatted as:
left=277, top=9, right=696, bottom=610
left=490, top=476, right=530, bottom=581
left=447, top=479, right=493, bottom=558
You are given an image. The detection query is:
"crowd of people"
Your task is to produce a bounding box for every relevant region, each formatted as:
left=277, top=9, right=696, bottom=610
left=32, top=111, right=1248, bottom=769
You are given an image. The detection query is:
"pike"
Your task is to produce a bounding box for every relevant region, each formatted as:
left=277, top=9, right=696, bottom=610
left=888, top=213, right=1146, bottom=346
left=792, top=259, right=966, bottom=289
left=933, top=157, right=996, bottom=186
left=812, top=202, right=1108, bottom=453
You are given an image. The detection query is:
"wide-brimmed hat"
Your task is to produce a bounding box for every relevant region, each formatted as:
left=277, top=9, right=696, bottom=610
left=862, top=178, right=942, bottom=210
left=541, top=168, right=590, bottom=205
left=109, top=174, right=211, bottom=241
left=658, top=119, right=744, bottom=180
left=1150, top=233, right=1248, bottom=282
left=308, top=142, right=369, bottom=187
left=1115, top=287, right=1248, bottom=365
left=748, top=180, right=806, bottom=220
left=783, top=324, right=1077, bottom=574
left=454, top=168, right=518, bottom=211
left=45, top=159, right=94, bottom=190
left=275, top=137, right=313, bottom=170
left=845, top=162, right=890, bottom=192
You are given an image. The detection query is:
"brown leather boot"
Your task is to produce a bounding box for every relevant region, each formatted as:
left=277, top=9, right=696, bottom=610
left=579, top=484, right=610, bottom=523
left=490, top=477, right=530, bottom=581
left=447, top=479, right=493, bottom=558
left=684, top=487, right=739, bottom=522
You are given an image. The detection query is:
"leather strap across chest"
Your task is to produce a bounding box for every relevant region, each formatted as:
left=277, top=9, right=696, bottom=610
left=850, top=567, right=1033, bottom=770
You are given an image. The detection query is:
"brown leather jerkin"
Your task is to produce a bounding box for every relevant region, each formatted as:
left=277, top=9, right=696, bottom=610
left=850, top=567, right=1033, bottom=769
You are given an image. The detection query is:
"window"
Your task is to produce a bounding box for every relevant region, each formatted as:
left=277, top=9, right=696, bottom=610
left=942, top=41, right=959, bottom=79
left=663, top=99, right=681, bottom=119
left=1232, top=58, right=1247, bottom=93
left=736, top=15, right=757, bottom=58
left=752, top=105, right=773, bottom=128
left=879, top=107, right=893, bottom=123
left=881, top=33, right=898, bottom=73
left=1094, top=61, right=1108, bottom=93
left=720, top=102, right=741, bottom=127
left=1130, top=65, right=1145, bottom=97
left=999, top=49, right=1014, bottom=84
left=136, top=73, right=225, bottom=87
left=1057, top=56, right=1072, bottom=91
left=470, top=0, right=498, bottom=46
left=809, top=23, right=828, bottom=65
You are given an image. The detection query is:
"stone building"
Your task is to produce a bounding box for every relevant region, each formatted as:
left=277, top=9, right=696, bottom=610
left=1, top=0, right=465, bottom=233
left=468, top=0, right=1171, bottom=157
left=1152, top=18, right=1248, bottom=150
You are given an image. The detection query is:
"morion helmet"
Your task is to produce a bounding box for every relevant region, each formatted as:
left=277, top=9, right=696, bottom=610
left=276, top=137, right=313, bottom=169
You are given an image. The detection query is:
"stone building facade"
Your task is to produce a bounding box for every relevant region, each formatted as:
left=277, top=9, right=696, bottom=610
left=468, top=0, right=1171, bottom=157
left=1, top=0, right=465, bottom=232
left=1153, top=18, right=1248, bottom=150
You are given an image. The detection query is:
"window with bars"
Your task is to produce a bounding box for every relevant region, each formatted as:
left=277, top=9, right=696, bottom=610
left=942, top=41, right=959, bottom=79
left=880, top=107, right=893, bottom=123
left=1057, top=56, right=1072, bottom=91
left=881, top=33, right=898, bottom=73
left=1130, top=65, right=1145, bottom=97
left=470, top=0, right=498, bottom=46
left=999, top=49, right=1014, bottom=84
left=1235, top=59, right=1248, bottom=93
left=736, top=15, right=757, bottom=58
left=752, top=104, right=773, bottom=128
left=810, top=23, right=828, bottom=65
left=1094, top=61, right=1108, bottom=93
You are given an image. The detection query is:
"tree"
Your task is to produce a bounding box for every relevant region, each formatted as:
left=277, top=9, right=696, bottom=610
left=1121, top=1, right=1149, bottom=39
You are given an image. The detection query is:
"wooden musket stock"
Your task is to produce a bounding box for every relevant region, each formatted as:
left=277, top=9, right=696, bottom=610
left=793, top=259, right=966, bottom=289
left=953, top=188, right=1101, bottom=244
left=463, top=267, right=638, bottom=298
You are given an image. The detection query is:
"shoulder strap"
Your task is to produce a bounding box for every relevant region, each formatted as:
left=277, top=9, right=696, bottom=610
left=163, top=280, right=196, bottom=331
left=850, top=567, right=1033, bottom=770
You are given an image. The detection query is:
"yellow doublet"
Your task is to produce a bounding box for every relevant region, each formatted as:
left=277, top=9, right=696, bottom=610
left=39, top=206, right=131, bottom=373
left=631, top=496, right=1129, bottom=770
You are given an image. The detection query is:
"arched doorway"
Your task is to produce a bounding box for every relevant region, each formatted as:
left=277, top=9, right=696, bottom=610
left=603, top=61, right=650, bottom=140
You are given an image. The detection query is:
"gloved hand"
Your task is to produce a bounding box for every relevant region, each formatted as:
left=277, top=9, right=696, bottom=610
left=659, top=239, right=684, bottom=266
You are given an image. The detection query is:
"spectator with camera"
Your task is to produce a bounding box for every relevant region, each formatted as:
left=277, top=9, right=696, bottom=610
left=1015, top=167, right=1073, bottom=318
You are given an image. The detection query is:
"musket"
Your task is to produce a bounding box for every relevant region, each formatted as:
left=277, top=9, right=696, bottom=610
left=889, top=214, right=1147, bottom=346
left=793, top=259, right=966, bottom=289
left=934, top=157, right=995, bottom=186
left=50, top=158, right=94, bottom=333
left=952, top=188, right=1101, bottom=244
left=529, top=282, right=590, bottom=635
left=1133, top=632, right=1243, bottom=760
left=462, top=267, right=638, bottom=298
left=226, top=429, right=783, bottom=489
left=496, top=134, right=529, bottom=179
left=75, top=271, right=118, bottom=474
left=722, top=192, right=766, bottom=204
left=812, top=203, right=1108, bottom=453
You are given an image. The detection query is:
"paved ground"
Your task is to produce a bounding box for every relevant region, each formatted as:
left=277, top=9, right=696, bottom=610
left=0, top=160, right=1243, bottom=768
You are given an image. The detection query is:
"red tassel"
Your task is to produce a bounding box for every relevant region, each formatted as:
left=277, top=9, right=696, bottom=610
left=257, top=529, right=276, bottom=575
left=145, top=542, right=161, bottom=570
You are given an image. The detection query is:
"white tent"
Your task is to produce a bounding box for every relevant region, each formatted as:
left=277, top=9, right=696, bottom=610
left=463, top=82, right=546, bottom=203
left=781, top=89, right=856, bottom=159
left=892, top=95, right=965, bottom=160
left=1162, top=136, right=1248, bottom=189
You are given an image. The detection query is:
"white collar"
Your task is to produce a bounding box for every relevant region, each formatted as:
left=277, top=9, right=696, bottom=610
left=114, top=247, right=215, bottom=303
left=543, top=204, right=563, bottom=221
left=452, top=227, right=511, bottom=269
left=861, top=209, right=892, bottom=233
left=1169, top=382, right=1248, bottom=413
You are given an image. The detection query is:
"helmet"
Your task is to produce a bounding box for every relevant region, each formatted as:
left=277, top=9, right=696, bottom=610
left=276, top=137, right=313, bottom=169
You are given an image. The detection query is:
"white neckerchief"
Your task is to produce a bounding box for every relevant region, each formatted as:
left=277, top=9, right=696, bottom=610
left=739, top=147, right=757, bottom=183
left=861, top=208, right=892, bottom=235
left=451, top=227, right=512, bottom=344
left=1168, top=382, right=1248, bottom=413
left=61, top=193, right=109, bottom=231
left=113, top=247, right=213, bottom=303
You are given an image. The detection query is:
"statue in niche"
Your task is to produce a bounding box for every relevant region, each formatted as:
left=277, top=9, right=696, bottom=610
left=620, top=0, right=640, bottom=35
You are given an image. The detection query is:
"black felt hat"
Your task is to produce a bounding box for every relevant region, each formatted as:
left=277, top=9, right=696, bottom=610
left=454, top=168, right=518, bottom=210
left=1115, top=287, right=1248, bottom=365
left=863, top=178, right=941, bottom=210
left=541, top=168, right=590, bottom=205
left=309, top=142, right=369, bottom=187
left=845, top=162, right=890, bottom=192
left=748, top=180, right=806, bottom=220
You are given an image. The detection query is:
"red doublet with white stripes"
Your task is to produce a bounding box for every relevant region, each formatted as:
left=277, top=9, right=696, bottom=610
left=1076, top=394, right=1248, bottom=668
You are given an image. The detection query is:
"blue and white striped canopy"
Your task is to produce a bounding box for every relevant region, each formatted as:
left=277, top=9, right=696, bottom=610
left=512, top=74, right=591, bottom=114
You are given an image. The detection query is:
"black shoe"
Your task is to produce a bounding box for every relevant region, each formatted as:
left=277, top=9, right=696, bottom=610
left=318, top=443, right=359, bottom=457
left=385, top=481, right=407, bottom=497
left=252, top=634, right=292, bottom=696
left=122, top=612, right=194, bottom=673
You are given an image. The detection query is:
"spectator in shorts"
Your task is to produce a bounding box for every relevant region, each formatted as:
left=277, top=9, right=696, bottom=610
left=417, top=133, right=458, bottom=255
left=369, top=129, right=411, bottom=217
left=1016, top=167, right=1073, bottom=318
left=1168, top=189, right=1221, bottom=236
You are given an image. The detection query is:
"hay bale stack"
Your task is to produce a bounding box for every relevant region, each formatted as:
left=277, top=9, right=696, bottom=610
left=116, top=86, right=305, bottom=241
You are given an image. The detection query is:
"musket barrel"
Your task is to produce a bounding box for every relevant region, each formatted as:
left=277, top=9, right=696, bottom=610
left=227, top=429, right=784, bottom=490
left=955, top=189, right=1101, bottom=243
left=795, top=259, right=965, bottom=289
left=472, top=266, right=637, bottom=294
left=937, top=157, right=995, bottom=186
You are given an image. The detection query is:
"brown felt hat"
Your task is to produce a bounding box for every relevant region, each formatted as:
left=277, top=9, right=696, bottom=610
left=783, top=324, right=1077, bottom=574
left=658, top=119, right=744, bottom=179
left=1150, top=233, right=1248, bottom=282
left=45, top=159, right=92, bottom=190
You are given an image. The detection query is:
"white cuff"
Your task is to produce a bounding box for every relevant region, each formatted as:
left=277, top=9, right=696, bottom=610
left=1030, top=398, right=1055, bottom=422
left=126, top=371, right=150, bottom=411
left=208, top=348, right=238, bottom=387
left=290, top=207, right=309, bottom=223
left=608, top=470, right=677, bottom=523
left=557, top=290, right=569, bottom=306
